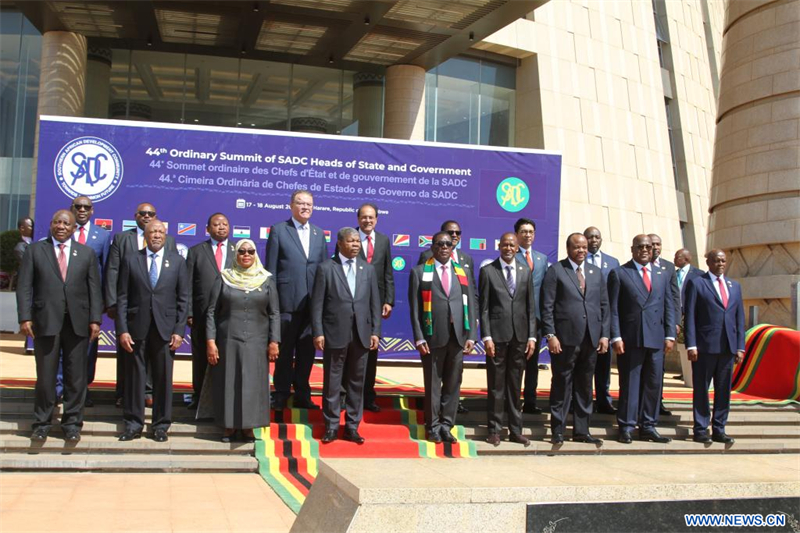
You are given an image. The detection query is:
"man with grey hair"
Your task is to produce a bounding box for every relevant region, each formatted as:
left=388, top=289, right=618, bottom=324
left=311, top=227, right=381, bottom=444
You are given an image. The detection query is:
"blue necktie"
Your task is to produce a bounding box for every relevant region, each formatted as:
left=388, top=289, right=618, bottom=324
left=506, top=265, right=516, bottom=295
left=149, top=253, right=159, bottom=288
left=677, top=268, right=685, bottom=288
left=346, top=259, right=356, bottom=296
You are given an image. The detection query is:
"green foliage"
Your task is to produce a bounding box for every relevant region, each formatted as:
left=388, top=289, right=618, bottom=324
left=0, top=230, right=21, bottom=274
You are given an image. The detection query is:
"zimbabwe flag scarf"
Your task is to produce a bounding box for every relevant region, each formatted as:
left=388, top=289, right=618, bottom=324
left=421, top=257, right=470, bottom=336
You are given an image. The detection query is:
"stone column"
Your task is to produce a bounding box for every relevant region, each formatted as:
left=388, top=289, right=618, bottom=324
left=383, top=65, right=425, bottom=140
left=352, top=72, right=384, bottom=138
left=85, top=46, right=112, bottom=119
left=708, top=0, right=800, bottom=327
left=30, top=31, right=88, bottom=216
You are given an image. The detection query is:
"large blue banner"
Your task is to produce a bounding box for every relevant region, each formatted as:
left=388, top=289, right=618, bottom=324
left=35, top=116, right=562, bottom=362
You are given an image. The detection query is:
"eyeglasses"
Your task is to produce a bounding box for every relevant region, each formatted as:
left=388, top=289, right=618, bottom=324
left=635, top=244, right=653, bottom=250
left=446, top=230, right=461, bottom=236
left=434, top=240, right=454, bottom=248
left=237, top=249, right=256, bottom=255
left=137, top=210, right=156, bottom=217
left=293, top=201, right=313, bottom=208
left=72, top=204, right=92, bottom=211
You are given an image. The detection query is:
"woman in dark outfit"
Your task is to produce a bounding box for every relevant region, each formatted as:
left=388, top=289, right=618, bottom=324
left=206, top=239, right=280, bottom=442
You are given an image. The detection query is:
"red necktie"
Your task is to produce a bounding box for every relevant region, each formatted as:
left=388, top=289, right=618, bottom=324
left=641, top=265, right=651, bottom=292
left=441, top=265, right=450, bottom=296
left=366, top=235, right=374, bottom=263
left=78, top=226, right=86, bottom=245
left=718, top=277, right=728, bottom=308
left=525, top=250, right=533, bottom=270
left=57, top=244, right=68, bottom=281
left=215, top=242, right=223, bottom=271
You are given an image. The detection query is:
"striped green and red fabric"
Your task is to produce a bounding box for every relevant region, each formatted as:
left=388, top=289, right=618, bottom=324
left=733, top=324, right=800, bottom=401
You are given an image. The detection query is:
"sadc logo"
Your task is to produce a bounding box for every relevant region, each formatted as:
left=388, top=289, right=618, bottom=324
left=54, top=136, right=123, bottom=202
left=496, top=177, right=529, bottom=213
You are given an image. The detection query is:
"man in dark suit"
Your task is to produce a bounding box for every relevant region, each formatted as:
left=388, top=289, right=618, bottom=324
left=685, top=250, right=745, bottom=445
left=106, top=203, right=176, bottom=407
left=409, top=231, right=477, bottom=443
left=541, top=233, right=609, bottom=445
left=13, top=216, right=34, bottom=263
left=186, top=213, right=235, bottom=408
left=16, top=210, right=102, bottom=442
left=116, top=220, right=188, bottom=442
left=312, top=228, right=381, bottom=444
left=479, top=233, right=537, bottom=447
left=265, top=190, right=328, bottom=409
left=584, top=226, right=620, bottom=415
left=649, top=233, right=681, bottom=416
left=70, top=195, right=111, bottom=407
left=515, top=218, right=549, bottom=415
left=675, top=248, right=704, bottom=314
left=608, top=234, right=675, bottom=444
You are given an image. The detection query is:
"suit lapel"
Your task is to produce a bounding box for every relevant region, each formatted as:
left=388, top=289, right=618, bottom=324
left=563, top=261, right=583, bottom=297
left=45, top=238, right=65, bottom=282
left=625, top=263, right=649, bottom=301
left=354, top=257, right=368, bottom=299
left=285, top=220, right=306, bottom=257
left=494, top=260, right=514, bottom=297
left=137, top=250, right=152, bottom=292
left=202, top=241, right=218, bottom=272
left=703, top=274, right=725, bottom=308
left=332, top=256, right=351, bottom=298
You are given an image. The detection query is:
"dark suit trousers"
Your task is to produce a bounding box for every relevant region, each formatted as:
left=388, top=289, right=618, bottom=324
left=86, top=338, right=99, bottom=385
left=422, top=329, right=464, bottom=436
left=322, top=331, right=369, bottom=431
left=116, top=340, right=153, bottom=399
left=190, top=322, right=208, bottom=400
left=617, top=347, right=664, bottom=432
left=123, top=321, right=174, bottom=432
left=549, top=333, right=597, bottom=436
left=33, top=314, right=88, bottom=431
left=486, top=340, right=526, bottom=436
left=593, top=346, right=615, bottom=409
left=274, top=310, right=314, bottom=402
left=522, top=327, right=542, bottom=405
left=363, top=348, right=379, bottom=404
left=692, top=352, right=734, bottom=435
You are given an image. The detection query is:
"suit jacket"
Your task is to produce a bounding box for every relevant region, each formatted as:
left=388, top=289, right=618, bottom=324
left=74, top=223, right=111, bottom=277
left=105, top=229, right=176, bottom=309
left=654, top=258, right=681, bottom=326
left=13, top=240, right=28, bottom=263
left=678, top=266, right=704, bottom=313
left=418, top=248, right=475, bottom=290
left=516, top=248, right=549, bottom=321
left=408, top=262, right=477, bottom=348
left=116, top=249, right=189, bottom=341
left=540, top=259, right=609, bottom=347
left=334, top=230, right=395, bottom=306
left=311, top=256, right=381, bottom=350
left=16, top=238, right=103, bottom=337
left=479, top=258, right=537, bottom=344
left=186, top=239, right=236, bottom=320
left=608, top=260, right=675, bottom=350
left=587, top=251, right=620, bottom=282
left=264, top=219, right=327, bottom=313
left=684, top=273, right=745, bottom=354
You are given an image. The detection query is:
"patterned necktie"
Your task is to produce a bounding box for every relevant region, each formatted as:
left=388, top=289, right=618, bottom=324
left=78, top=226, right=86, bottom=245
left=718, top=277, right=728, bottom=308
left=441, top=264, right=450, bottom=296
left=57, top=244, right=68, bottom=281
left=506, top=265, right=516, bottom=296
left=346, top=259, right=356, bottom=296
left=366, top=235, right=374, bottom=263
left=149, top=253, right=159, bottom=288
left=215, top=242, right=223, bottom=271
left=525, top=250, right=533, bottom=270
left=576, top=266, right=585, bottom=294
left=642, top=265, right=652, bottom=292
left=677, top=268, right=684, bottom=288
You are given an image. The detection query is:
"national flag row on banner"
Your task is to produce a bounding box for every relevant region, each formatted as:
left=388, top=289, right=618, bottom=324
left=96, top=220, right=502, bottom=250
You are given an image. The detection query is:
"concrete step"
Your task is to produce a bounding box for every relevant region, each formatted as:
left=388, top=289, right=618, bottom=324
left=0, top=433, right=254, bottom=455
left=461, top=424, right=800, bottom=440
left=0, top=452, right=258, bottom=472
left=0, top=418, right=221, bottom=437
left=0, top=401, right=201, bottom=420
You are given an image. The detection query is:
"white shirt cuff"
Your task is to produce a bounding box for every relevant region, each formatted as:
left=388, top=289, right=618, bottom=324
left=611, top=337, right=622, bottom=344
left=415, top=339, right=427, bottom=347
left=666, top=337, right=675, bottom=341
left=687, top=346, right=697, bottom=351
left=482, top=336, right=492, bottom=342
left=528, top=337, right=537, bottom=343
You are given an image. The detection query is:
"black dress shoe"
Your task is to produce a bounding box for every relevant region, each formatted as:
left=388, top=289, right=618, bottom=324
left=440, top=429, right=458, bottom=443
left=693, top=434, right=712, bottom=443
left=64, top=430, right=81, bottom=443
left=427, top=432, right=442, bottom=444
left=115, top=397, right=123, bottom=408
left=639, top=429, right=671, bottom=443
left=272, top=397, right=286, bottom=410
left=84, top=396, right=94, bottom=408
left=538, top=364, right=549, bottom=370
left=343, top=430, right=365, bottom=444
left=457, top=402, right=469, bottom=414
left=596, top=404, right=617, bottom=415
left=30, top=427, right=49, bottom=441
left=509, top=434, right=531, bottom=447
left=486, top=434, right=501, bottom=447
left=712, top=433, right=735, bottom=444
left=551, top=434, right=564, bottom=445
left=153, top=429, right=168, bottom=442
left=119, top=430, right=141, bottom=441
left=294, top=399, right=320, bottom=410
left=321, top=429, right=338, bottom=443
left=523, top=404, right=543, bottom=415
left=573, top=434, right=603, bottom=445
left=364, top=402, right=381, bottom=413
left=618, top=431, right=632, bottom=444
left=659, top=404, right=673, bottom=416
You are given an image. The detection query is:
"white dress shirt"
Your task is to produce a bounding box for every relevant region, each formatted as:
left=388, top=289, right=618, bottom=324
left=136, top=227, right=146, bottom=250
left=53, top=238, right=72, bottom=268
left=482, top=256, right=536, bottom=343
left=22, top=236, right=32, bottom=245
left=587, top=251, right=603, bottom=268
left=359, top=229, right=373, bottom=256
left=292, top=217, right=310, bottom=258
left=147, top=248, right=164, bottom=281
left=74, top=221, right=91, bottom=243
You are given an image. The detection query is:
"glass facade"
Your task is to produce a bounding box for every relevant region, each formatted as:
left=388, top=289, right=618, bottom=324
left=0, top=12, right=41, bottom=232
left=425, top=56, right=516, bottom=147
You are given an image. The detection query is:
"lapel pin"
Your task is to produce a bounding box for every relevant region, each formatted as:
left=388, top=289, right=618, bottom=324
left=589, top=269, right=594, bottom=274
left=603, top=262, right=608, bottom=268
left=359, top=266, right=363, bottom=270
left=657, top=270, right=662, bottom=275
left=72, top=249, right=78, bottom=257
left=92, top=235, right=97, bottom=240
left=165, top=260, right=170, bottom=268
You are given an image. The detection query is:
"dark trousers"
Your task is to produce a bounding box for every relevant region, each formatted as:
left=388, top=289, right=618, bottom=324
left=421, top=330, right=464, bottom=436
left=116, top=341, right=153, bottom=400
left=363, top=348, right=379, bottom=405
left=549, top=333, right=596, bottom=436
left=274, top=310, right=315, bottom=402
left=522, top=343, right=540, bottom=405
left=86, top=338, right=99, bottom=385
left=486, top=339, right=526, bottom=436
left=593, top=346, right=614, bottom=409
left=33, top=314, right=88, bottom=431
left=190, top=322, right=208, bottom=401
left=692, top=352, right=734, bottom=435
left=322, top=335, right=369, bottom=431
left=617, top=346, right=664, bottom=432
left=123, top=322, right=174, bottom=433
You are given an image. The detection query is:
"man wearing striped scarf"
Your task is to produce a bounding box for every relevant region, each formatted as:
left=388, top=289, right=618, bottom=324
left=409, top=231, right=477, bottom=443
